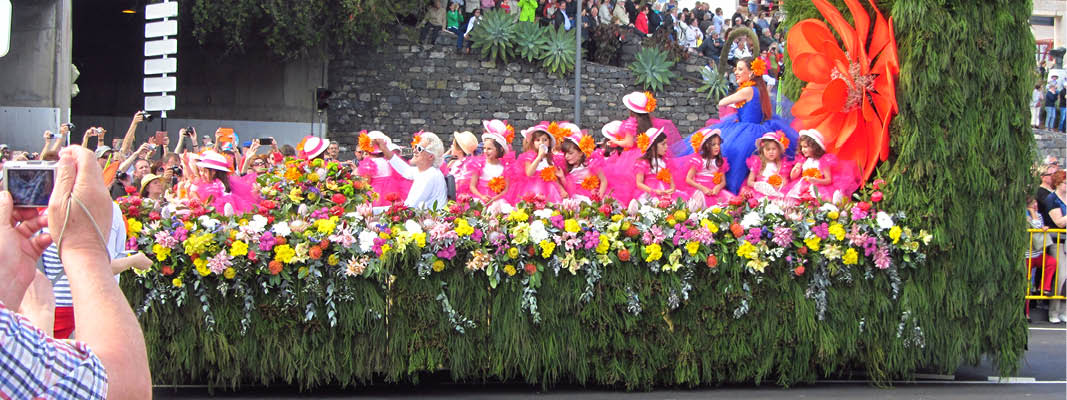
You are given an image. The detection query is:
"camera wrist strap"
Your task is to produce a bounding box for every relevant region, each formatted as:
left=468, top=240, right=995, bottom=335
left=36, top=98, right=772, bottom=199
left=54, top=194, right=111, bottom=264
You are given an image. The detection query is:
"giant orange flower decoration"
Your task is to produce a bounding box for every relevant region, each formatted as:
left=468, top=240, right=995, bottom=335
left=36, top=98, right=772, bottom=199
left=787, top=0, right=899, bottom=182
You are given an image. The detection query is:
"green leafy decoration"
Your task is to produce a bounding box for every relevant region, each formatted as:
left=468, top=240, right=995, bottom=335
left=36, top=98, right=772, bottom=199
left=628, top=47, right=676, bottom=92
left=539, top=25, right=578, bottom=77
left=697, top=65, right=730, bottom=103
left=470, top=9, right=517, bottom=64
left=514, top=21, right=549, bottom=63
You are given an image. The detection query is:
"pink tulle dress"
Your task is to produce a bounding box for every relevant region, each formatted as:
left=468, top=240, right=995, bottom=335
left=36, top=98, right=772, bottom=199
left=601, top=144, right=642, bottom=206
left=783, top=154, right=860, bottom=202
left=633, top=158, right=688, bottom=203
left=443, top=156, right=475, bottom=200
left=466, top=154, right=513, bottom=203
left=680, top=155, right=736, bottom=206
left=620, top=116, right=687, bottom=156
left=193, top=175, right=260, bottom=216
left=506, top=151, right=564, bottom=204
left=743, top=156, right=792, bottom=202
left=562, top=150, right=607, bottom=202
left=358, top=156, right=413, bottom=207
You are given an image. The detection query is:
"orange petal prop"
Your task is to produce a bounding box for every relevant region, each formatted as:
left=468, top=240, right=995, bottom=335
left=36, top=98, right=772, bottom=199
left=787, top=0, right=899, bottom=183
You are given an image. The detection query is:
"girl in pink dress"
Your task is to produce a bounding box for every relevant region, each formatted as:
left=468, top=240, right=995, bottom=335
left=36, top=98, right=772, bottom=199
left=633, top=127, right=688, bottom=204
left=743, top=131, right=793, bottom=202
left=599, top=120, right=641, bottom=206
left=683, top=128, right=736, bottom=207
left=469, top=120, right=515, bottom=205
left=191, top=150, right=260, bottom=216
left=357, top=130, right=413, bottom=206
left=560, top=130, right=608, bottom=202
left=784, top=129, right=860, bottom=203
left=507, top=122, right=567, bottom=204
left=442, top=131, right=479, bottom=201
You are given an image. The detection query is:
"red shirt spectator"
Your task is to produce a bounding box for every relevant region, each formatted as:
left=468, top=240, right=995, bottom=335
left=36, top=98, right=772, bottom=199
left=635, top=8, right=649, bottom=34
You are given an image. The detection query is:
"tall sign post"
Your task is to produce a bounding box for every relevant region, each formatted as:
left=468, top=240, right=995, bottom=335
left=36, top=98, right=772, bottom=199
left=574, top=8, right=582, bottom=126
left=144, top=1, right=177, bottom=130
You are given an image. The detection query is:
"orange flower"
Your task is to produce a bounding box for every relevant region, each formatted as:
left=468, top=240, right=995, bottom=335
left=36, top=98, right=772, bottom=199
left=656, top=168, right=672, bottom=184
left=309, top=245, right=323, bottom=260
left=803, top=168, right=823, bottom=179
left=268, top=260, right=283, bottom=275
left=357, top=131, right=374, bottom=153
left=775, top=131, right=790, bottom=149
left=636, top=133, right=651, bottom=153
left=734, top=81, right=757, bottom=108
left=540, top=166, right=557, bottom=182
left=546, top=122, right=568, bottom=145
left=488, top=176, right=507, bottom=194
left=411, top=131, right=423, bottom=148
left=580, top=175, right=600, bottom=191
left=712, top=172, right=724, bottom=185
left=787, top=0, right=899, bottom=183
left=750, top=58, right=767, bottom=76
left=644, top=91, right=657, bottom=113
left=504, top=124, right=515, bottom=144
left=578, top=135, right=596, bottom=157
left=767, top=174, right=783, bottom=187
left=690, top=131, right=705, bottom=153
left=284, top=167, right=302, bottom=181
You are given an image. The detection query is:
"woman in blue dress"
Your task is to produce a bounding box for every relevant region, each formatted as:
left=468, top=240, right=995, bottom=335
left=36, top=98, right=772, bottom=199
left=698, top=58, right=798, bottom=194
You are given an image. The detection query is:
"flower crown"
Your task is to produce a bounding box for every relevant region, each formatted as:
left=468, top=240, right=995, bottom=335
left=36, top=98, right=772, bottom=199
left=578, top=135, right=596, bottom=157
left=750, top=58, right=767, bottom=77
left=357, top=130, right=374, bottom=153
left=644, top=91, right=657, bottom=113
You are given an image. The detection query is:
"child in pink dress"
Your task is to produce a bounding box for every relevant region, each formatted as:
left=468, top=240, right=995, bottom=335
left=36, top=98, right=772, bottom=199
left=600, top=120, right=640, bottom=206
left=469, top=120, right=515, bottom=205
left=633, top=127, right=688, bottom=204
left=507, top=122, right=567, bottom=204
left=743, top=131, right=793, bottom=202
left=191, top=150, right=260, bottom=216
left=357, top=130, right=413, bottom=206
left=560, top=130, right=608, bottom=202
left=683, top=128, right=735, bottom=207
left=785, top=129, right=860, bottom=203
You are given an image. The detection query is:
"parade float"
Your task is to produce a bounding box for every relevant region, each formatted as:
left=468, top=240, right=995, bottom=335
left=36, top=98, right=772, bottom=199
left=124, top=0, right=1033, bottom=389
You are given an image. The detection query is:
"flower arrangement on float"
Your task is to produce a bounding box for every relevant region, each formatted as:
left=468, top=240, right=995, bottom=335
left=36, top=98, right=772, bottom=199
left=119, top=156, right=932, bottom=328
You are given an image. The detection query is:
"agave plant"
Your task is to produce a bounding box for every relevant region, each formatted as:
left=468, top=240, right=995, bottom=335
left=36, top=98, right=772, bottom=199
left=697, top=65, right=731, bottom=103
left=469, top=9, right=516, bottom=64
left=539, top=25, right=577, bottom=77
left=514, top=21, right=549, bottom=63
left=628, top=47, right=676, bottom=92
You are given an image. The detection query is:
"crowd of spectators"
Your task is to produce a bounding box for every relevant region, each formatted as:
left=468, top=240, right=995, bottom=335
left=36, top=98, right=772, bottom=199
left=1031, top=156, right=1067, bottom=323
left=1032, top=66, right=1067, bottom=132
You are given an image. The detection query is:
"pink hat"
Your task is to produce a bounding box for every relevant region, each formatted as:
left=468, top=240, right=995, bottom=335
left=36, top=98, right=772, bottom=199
left=754, top=130, right=790, bottom=149
left=301, top=136, right=331, bottom=159
left=564, top=131, right=597, bottom=157
left=196, top=150, right=232, bottom=172
left=482, top=120, right=515, bottom=150
left=637, top=127, right=665, bottom=153
left=623, top=91, right=656, bottom=114
left=690, top=128, right=722, bottom=152
left=798, top=129, right=824, bottom=150
left=601, top=120, right=623, bottom=140
left=521, top=122, right=556, bottom=147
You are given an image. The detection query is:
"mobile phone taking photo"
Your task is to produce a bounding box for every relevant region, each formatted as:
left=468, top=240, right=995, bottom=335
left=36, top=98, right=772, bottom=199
left=258, top=137, right=274, bottom=146
left=3, top=161, right=57, bottom=207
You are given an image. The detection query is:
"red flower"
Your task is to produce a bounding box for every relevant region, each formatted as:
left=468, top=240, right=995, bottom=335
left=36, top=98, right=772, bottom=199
left=320, top=240, right=330, bottom=248
left=125, top=185, right=137, bottom=195
left=858, top=201, right=871, bottom=212
left=871, top=191, right=883, bottom=203
left=872, top=179, right=885, bottom=190
left=269, top=260, right=283, bottom=275
left=730, top=223, right=744, bottom=238
left=524, top=263, right=537, bottom=275
left=747, top=198, right=759, bottom=209
left=331, top=193, right=347, bottom=204
left=161, top=266, right=174, bottom=276
left=330, top=205, right=345, bottom=217
left=729, top=196, right=744, bottom=207
left=706, top=254, right=718, bottom=269
left=260, top=200, right=277, bottom=210
left=148, top=211, right=161, bottom=221
left=617, top=248, right=631, bottom=262
left=247, top=250, right=257, bottom=261
left=798, top=246, right=809, bottom=255
left=794, top=265, right=806, bottom=276
left=625, top=225, right=640, bottom=238
left=309, top=246, right=323, bottom=260
left=385, top=192, right=400, bottom=203
left=598, top=204, right=612, bottom=217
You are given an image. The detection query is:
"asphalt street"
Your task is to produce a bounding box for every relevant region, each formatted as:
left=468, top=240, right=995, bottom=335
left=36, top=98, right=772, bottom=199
left=156, top=318, right=1066, bottom=399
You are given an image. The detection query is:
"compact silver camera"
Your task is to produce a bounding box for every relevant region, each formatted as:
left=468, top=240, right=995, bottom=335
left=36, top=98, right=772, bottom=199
left=2, top=161, right=57, bottom=207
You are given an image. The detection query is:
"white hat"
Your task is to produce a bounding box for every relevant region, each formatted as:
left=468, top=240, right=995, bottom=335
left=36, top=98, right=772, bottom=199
left=412, top=131, right=446, bottom=167
left=366, top=131, right=402, bottom=152
left=638, top=127, right=665, bottom=153
left=196, top=150, right=232, bottom=172
left=623, top=91, right=656, bottom=114
left=690, top=128, right=722, bottom=152
left=798, top=129, right=825, bottom=150
left=452, top=131, right=479, bottom=155
left=601, top=121, right=623, bottom=140
left=754, top=130, right=790, bottom=150
left=301, top=136, right=331, bottom=159
left=521, top=123, right=557, bottom=147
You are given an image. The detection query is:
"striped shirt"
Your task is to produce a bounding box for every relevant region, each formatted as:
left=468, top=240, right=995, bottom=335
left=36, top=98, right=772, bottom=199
left=40, top=202, right=128, bottom=308
left=0, top=301, right=108, bottom=399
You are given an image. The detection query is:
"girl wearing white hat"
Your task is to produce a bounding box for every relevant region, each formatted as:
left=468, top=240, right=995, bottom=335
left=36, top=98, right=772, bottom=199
left=633, top=127, right=687, bottom=203
left=509, top=122, right=568, bottom=204
left=682, top=128, right=736, bottom=207
left=191, top=150, right=260, bottom=215
left=744, top=131, right=792, bottom=201
left=357, top=131, right=413, bottom=207
left=469, top=120, right=515, bottom=205
left=784, top=129, right=860, bottom=202
left=443, top=131, right=480, bottom=200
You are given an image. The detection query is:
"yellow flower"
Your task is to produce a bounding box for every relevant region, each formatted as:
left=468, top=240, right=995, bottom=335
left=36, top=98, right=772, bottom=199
left=274, top=244, right=296, bottom=264
left=307, top=192, right=318, bottom=201
left=379, top=231, right=391, bottom=240
left=821, top=244, right=842, bottom=260
left=907, top=241, right=919, bottom=251
left=172, top=278, right=183, bottom=287
left=127, top=218, right=143, bottom=236
left=611, top=214, right=623, bottom=222
left=539, top=240, right=556, bottom=258
left=564, top=219, right=581, bottom=233
left=195, top=260, right=211, bottom=276
left=673, top=210, right=687, bottom=221
left=827, top=211, right=840, bottom=220
left=889, top=226, right=902, bottom=244
left=746, top=259, right=768, bottom=273
left=183, top=221, right=194, bottom=231
left=595, top=235, right=610, bottom=254
left=711, top=206, right=723, bottom=214
left=223, top=267, right=236, bottom=279
left=666, top=217, right=677, bottom=226
left=804, top=236, right=821, bottom=251
left=736, top=241, right=757, bottom=259
left=508, top=247, right=520, bottom=259
left=307, top=172, right=320, bottom=182
left=644, top=243, right=663, bottom=262
left=316, top=217, right=337, bottom=235
left=829, top=223, right=846, bottom=241
left=432, top=260, right=445, bottom=272
left=327, top=254, right=340, bottom=266
left=685, top=241, right=700, bottom=255
left=380, top=244, right=392, bottom=257
left=504, top=264, right=517, bottom=276
left=510, top=223, right=530, bottom=246
left=919, top=229, right=932, bottom=245
left=288, top=188, right=304, bottom=202
left=667, top=249, right=683, bottom=271
left=454, top=218, right=475, bottom=236
left=843, top=248, right=859, bottom=265
left=509, top=208, right=529, bottom=222
left=413, top=232, right=427, bottom=248
left=229, top=240, right=248, bottom=257
left=700, top=218, right=719, bottom=233
left=152, top=244, right=170, bottom=261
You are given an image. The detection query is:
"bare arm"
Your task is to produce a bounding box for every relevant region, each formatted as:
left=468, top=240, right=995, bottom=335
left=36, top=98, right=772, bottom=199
left=119, top=112, right=146, bottom=157
left=718, top=86, right=754, bottom=107
left=1051, top=208, right=1067, bottom=229
left=596, top=170, right=608, bottom=198
left=40, top=131, right=53, bottom=159
left=635, top=170, right=653, bottom=194
left=110, top=252, right=152, bottom=275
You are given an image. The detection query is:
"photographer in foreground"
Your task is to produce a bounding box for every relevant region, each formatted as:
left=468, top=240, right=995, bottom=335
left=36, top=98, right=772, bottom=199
left=0, top=146, right=151, bottom=399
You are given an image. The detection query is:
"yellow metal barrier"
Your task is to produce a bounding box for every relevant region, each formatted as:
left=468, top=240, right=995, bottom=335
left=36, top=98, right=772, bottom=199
left=1025, top=228, right=1067, bottom=301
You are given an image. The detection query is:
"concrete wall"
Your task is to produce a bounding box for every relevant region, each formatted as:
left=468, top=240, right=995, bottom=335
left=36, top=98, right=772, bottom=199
left=327, top=42, right=721, bottom=150
left=0, top=0, right=71, bottom=151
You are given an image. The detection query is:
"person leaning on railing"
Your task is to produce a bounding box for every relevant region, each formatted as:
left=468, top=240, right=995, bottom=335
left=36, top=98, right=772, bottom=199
left=1042, top=170, right=1067, bottom=323
left=1027, top=196, right=1058, bottom=298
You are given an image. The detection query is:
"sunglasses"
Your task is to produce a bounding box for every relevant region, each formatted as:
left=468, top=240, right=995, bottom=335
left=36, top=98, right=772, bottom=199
left=252, top=161, right=267, bottom=167
left=413, top=144, right=425, bottom=154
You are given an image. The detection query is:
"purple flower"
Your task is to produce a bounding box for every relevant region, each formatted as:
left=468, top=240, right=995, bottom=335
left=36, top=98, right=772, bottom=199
left=173, top=226, right=189, bottom=241
left=550, top=215, right=565, bottom=230
left=126, top=237, right=138, bottom=251
left=772, top=226, right=793, bottom=247
left=746, top=227, right=762, bottom=244
left=812, top=223, right=829, bottom=239
left=259, top=232, right=277, bottom=251
left=471, top=228, right=484, bottom=242
left=851, top=206, right=868, bottom=221
left=862, top=237, right=879, bottom=257
left=436, top=244, right=457, bottom=260
left=582, top=230, right=600, bottom=250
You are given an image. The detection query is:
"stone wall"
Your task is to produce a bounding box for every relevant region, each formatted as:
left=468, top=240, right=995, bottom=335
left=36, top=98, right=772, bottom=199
left=327, top=42, right=718, bottom=149
left=1034, top=130, right=1066, bottom=163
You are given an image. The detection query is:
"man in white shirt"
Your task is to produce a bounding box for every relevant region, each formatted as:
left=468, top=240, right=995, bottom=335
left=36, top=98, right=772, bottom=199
left=373, top=133, right=448, bottom=211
